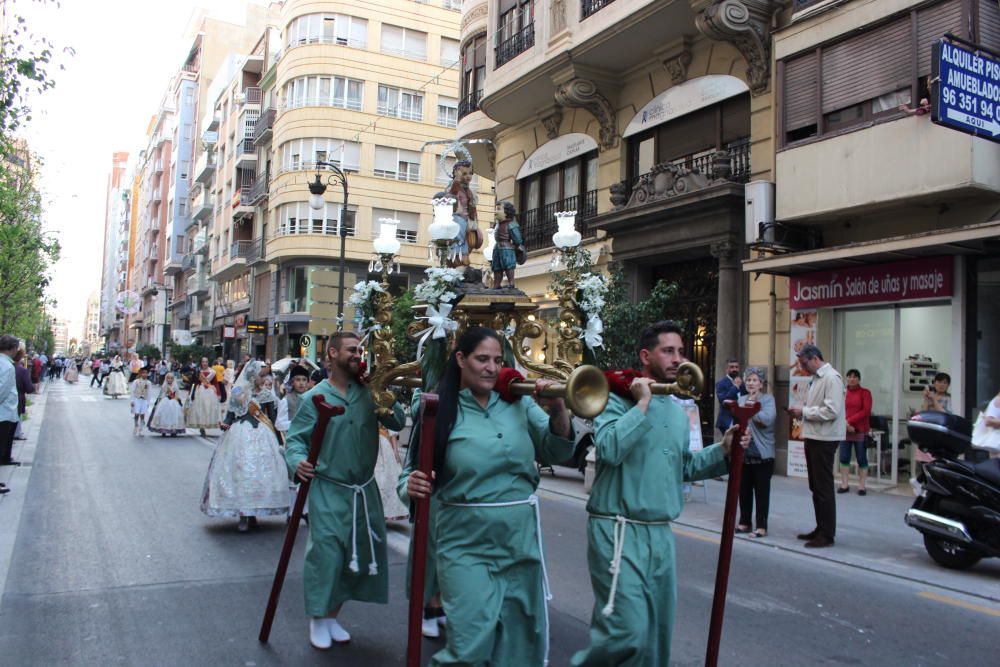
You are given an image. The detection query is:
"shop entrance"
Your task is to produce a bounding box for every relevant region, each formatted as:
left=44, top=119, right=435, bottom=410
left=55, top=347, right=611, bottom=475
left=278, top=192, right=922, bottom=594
left=834, top=302, right=954, bottom=486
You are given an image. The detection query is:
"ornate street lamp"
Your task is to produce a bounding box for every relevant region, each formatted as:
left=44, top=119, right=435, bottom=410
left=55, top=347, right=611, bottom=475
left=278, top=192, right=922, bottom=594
left=308, top=163, right=351, bottom=323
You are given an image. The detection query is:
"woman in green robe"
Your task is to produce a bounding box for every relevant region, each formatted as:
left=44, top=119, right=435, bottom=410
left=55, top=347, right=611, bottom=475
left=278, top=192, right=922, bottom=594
left=406, top=327, right=574, bottom=666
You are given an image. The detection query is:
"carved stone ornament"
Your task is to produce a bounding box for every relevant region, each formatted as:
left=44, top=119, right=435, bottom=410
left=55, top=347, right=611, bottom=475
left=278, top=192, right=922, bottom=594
left=609, top=181, right=629, bottom=210
left=625, top=162, right=710, bottom=208
left=539, top=107, right=563, bottom=140
left=710, top=238, right=738, bottom=260
left=692, top=0, right=780, bottom=95
left=660, top=37, right=693, bottom=85
left=461, top=3, right=489, bottom=33
left=554, top=78, right=618, bottom=150
left=550, top=0, right=567, bottom=34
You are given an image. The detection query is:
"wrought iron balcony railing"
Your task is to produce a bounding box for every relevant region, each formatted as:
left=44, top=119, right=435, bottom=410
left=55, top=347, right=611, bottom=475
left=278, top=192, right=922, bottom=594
left=495, top=23, right=534, bottom=68
left=520, top=190, right=598, bottom=252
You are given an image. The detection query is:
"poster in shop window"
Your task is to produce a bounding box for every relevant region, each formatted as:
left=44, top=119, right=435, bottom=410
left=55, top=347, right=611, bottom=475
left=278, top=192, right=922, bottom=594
left=787, top=309, right=818, bottom=478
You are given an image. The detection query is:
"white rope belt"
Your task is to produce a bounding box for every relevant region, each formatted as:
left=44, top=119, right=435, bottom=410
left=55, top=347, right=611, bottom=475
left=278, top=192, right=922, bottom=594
left=442, top=494, right=552, bottom=666
left=588, top=513, right=671, bottom=617
left=321, top=475, right=380, bottom=576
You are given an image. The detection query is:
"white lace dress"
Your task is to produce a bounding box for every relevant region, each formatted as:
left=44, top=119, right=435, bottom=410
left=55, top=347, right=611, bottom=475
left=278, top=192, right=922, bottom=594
left=375, top=430, right=409, bottom=520
left=148, top=385, right=186, bottom=435
left=186, top=370, right=220, bottom=429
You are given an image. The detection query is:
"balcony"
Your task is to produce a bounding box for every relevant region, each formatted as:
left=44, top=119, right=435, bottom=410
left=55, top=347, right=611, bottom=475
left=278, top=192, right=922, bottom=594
left=211, top=240, right=252, bottom=281
left=241, top=86, right=262, bottom=106
left=231, top=240, right=252, bottom=258
left=246, top=237, right=266, bottom=265
left=627, top=137, right=751, bottom=201
left=582, top=0, right=617, bottom=19
left=234, top=138, right=257, bottom=170
left=253, top=108, right=275, bottom=144
left=192, top=190, right=214, bottom=222
left=190, top=308, right=212, bottom=333
left=776, top=116, right=1000, bottom=222
left=188, top=273, right=210, bottom=296
left=457, top=90, right=483, bottom=122
left=521, top=190, right=598, bottom=251
left=247, top=175, right=269, bottom=205
left=495, top=23, right=534, bottom=69
left=232, top=185, right=254, bottom=220
left=192, top=231, right=209, bottom=256
left=195, top=151, right=217, bottom=184
left=153, top=159, right=164, bottom=174
left=181, top=254, right=197, bottom=274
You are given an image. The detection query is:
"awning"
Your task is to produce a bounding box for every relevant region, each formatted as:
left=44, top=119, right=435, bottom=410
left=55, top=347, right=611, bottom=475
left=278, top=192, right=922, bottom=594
left=622, top=75, right=749, bottom=138
left=743, top=220, right=1000, bottom=275
left=515, top=133, right=598, bottom=180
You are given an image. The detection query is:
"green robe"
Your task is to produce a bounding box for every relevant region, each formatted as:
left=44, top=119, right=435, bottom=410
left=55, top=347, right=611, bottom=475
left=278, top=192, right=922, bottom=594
left=284, top=379, right=404, bottom=617
left=430, top=389, right=574, bottom=667
left=571, top=394, right=728, bottom=667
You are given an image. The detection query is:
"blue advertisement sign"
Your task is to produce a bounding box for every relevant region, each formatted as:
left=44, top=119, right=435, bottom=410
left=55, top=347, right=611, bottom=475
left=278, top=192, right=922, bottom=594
left=932, top=39, right=1000, bottom=143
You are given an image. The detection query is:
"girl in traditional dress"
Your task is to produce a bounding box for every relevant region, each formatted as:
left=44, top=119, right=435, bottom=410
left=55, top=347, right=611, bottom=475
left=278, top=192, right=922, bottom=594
left=63, top=359, right=79, bottom=383
left=200, top=360, right=289, bottom=532
left=148, top=372, right=186, bottom=436
left=186, top=357, right=221, bottom=436
left=130, top=368, right=151, bottom=436
left=375, top=425, right=408, bottom=522
left=103, top=355, right=128, bottom=398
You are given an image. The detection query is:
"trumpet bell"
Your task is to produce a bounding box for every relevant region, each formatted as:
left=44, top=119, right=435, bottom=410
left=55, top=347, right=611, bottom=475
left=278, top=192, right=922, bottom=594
left=563, top=364, right=610, bottom=420
left=674, top=362, right=704, bottom=400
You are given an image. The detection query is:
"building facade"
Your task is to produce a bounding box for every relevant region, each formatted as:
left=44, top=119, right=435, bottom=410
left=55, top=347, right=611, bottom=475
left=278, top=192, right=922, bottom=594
left=98, top=152, right=131, bottom=352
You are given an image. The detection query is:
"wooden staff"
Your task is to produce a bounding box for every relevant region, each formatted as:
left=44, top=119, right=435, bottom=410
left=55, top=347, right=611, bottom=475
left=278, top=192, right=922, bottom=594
left=258, top=394, right=345, bottom=643
left=705, top=399, right=761, bottom=667
left=406, top=393, right=439, bottom=667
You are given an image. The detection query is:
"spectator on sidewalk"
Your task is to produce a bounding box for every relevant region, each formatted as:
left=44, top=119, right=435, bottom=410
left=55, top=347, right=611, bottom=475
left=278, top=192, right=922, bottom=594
left=715, top=358, right=748, bottom=435
left=839, top=369, right=873, bottom=496
left=0, top=335, right=23, bottom=481
left=13, top=349, right=35, bottom=441
left=914, top=372, right=952, bottom=474
left=30, top=354, right=42, bottom=385
left=736, top=367, right=776, bottom=539
left=787, top=344, right=845, bottom=549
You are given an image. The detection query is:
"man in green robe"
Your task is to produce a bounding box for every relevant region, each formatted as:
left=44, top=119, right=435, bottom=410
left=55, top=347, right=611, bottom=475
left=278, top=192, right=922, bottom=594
left=572, top=321, right=743, bottom=667
left=285, top=331, right=404, bottom=650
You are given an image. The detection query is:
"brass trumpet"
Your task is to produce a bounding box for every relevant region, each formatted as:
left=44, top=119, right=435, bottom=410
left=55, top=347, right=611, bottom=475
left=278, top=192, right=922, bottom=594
left=653, top=361, right=704, bottom=400
left=390, top=364, right=610, bottom=420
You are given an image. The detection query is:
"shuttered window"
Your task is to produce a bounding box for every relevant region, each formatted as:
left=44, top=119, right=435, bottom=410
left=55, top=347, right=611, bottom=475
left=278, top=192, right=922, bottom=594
left=917, top=0, right=963, bottom=75
left=822, top=17, right=911, bottom=113
left=784, top=52, right=818, bottom=134
left=976, top=0, right=1000, bottom=48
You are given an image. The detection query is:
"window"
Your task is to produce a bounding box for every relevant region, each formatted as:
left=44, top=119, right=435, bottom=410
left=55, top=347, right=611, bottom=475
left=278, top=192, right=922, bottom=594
left=440, top=38, right=460, bottom=67
left=377, top=85, right=423, bottom=121
left=373, top=208, right=420, bottom=243
left=287, top=267, right=308, bottom=313
left=437, top=96, right=458, bottom=128
left=381, top=24, right=427, bottom=61
left=374, top=146, right=422, bottom=182
left=276, top=202, right=357, bottom=237
left=518, top=150, right=599, bottom=249
left=780, top=0, right=981, bottom=146
left=283, top=76, right=363, bottom=110
left=496, top=0, right=534, bottom=67
left=279, top=139, right=361, bottom=173
left=286, top=13, right=368, bottom=48
left=626, top=94, right=751, bottom=186
left=460, top=33, right=487, bottom=119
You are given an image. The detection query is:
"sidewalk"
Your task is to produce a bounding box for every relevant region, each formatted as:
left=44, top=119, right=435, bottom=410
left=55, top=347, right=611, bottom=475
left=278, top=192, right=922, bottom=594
left=0, top=381, right=50, bottom=596
left=537, top=467, right=1000, bottom=603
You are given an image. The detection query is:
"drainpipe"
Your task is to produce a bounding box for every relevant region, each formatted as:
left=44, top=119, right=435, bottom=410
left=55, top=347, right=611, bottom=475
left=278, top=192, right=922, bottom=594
left=768, top=274, right=776, bottom=393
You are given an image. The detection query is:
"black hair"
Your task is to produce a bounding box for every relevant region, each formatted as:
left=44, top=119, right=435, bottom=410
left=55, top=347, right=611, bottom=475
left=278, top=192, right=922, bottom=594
left=847, top=369, right=861, bottom=379
left=726, top=357, right=739, bottom=365
left=289, top=365, right=310, bottom=380
left=637, top=320, right=684, bottom=356
left=432, top=327, right=502, bottom=481
left=451, top=159, right=472, bottom=176
left=933, top=372, right=951, bottom=384
left=327, top=330, right=360, bottom=353
left=499, top=200, right=516, bottom=220
left=0, top=335, right=20, bottom=353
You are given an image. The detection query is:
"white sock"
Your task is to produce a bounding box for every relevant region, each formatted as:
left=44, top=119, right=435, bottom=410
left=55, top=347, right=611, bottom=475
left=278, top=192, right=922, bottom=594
left=326, top=618, right=351, bottom=643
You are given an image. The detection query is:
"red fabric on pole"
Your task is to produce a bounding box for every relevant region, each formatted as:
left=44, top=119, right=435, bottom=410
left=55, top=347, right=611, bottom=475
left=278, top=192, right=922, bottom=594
left=407, top=393, right=440, bottom=667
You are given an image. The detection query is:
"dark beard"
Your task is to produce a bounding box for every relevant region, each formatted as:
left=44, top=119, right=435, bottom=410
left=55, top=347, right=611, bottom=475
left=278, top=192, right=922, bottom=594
left=728, top=371, right=739, bottom=379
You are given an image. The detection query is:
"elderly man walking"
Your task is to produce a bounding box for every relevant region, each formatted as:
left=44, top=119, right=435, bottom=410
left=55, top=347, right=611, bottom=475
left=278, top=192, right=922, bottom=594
left=0, top=335, right=23, bottom=491
left=787, top=344, right=845, bottom=548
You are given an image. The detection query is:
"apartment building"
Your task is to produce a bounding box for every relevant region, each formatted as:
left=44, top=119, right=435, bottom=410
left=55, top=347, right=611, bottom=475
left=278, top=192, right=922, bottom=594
left=84, top=291, right=101, bottom=353
left=456, top=0, right=778, bottom=427
left=98, top=152, right=131, bottom=352
left=742, top=0, right=1000, bottom=483
left=223, top=0, right=477, bottom=361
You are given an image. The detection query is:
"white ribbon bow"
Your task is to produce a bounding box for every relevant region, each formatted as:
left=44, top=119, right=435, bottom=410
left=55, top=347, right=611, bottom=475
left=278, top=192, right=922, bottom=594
left=579, top=315, right=604, bottom=350
left=416, top=303, right=459, bottom=359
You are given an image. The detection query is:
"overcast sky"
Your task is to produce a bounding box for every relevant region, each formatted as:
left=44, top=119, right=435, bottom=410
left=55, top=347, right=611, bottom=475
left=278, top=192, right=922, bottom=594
left=17, top=0, right=265, bottom=341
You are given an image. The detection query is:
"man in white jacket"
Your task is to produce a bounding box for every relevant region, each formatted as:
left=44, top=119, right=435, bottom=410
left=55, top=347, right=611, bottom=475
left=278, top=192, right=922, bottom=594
left=787, top=344, right=845, bottom=548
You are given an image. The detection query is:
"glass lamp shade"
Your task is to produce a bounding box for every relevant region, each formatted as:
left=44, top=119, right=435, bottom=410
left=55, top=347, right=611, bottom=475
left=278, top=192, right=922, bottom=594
left=552, top=210, right=581, bottom=248
left=429, top=196, right=459, bottom=241
left=373, top=218, right=401, bottom=255
left=308, top=192, right=326, bottom=211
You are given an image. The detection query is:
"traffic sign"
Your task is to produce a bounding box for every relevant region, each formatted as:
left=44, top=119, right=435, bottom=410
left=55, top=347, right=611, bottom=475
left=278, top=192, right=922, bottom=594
left=932, top=38, right=1000, bottom=143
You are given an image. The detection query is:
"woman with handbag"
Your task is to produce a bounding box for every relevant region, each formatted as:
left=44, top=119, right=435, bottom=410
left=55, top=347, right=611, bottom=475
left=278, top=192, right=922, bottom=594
left=736, top=367, right=776, bottom=538
left=838, top=369, right=873, bottom=495
left=972, top=390, right=1000, bottom=458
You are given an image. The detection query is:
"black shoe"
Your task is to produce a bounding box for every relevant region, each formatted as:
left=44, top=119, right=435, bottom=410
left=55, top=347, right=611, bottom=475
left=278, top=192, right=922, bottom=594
left=796, top=529, right=819, bottom=540
left=0, top=487, right=9, bottom=495
left=858, top=489, right=867, bottom=496
left=0, top=460, right=21, bottom=467
left=804, top=535, right=834, bottom=548
left=837, top=486, right=849, bottom=494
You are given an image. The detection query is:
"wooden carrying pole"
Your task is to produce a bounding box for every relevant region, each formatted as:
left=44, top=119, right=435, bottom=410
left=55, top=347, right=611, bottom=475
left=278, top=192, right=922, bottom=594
left=406, top=393, right=439, bottom=667
left=258, top=394, right=345, bottom=643
left=705, top=399, right=761, bottom=667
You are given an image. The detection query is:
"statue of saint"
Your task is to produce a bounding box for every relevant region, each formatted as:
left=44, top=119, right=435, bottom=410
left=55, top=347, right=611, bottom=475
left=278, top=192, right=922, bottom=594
left=490, top=201, right=524, bottom=289
left=446, top=160, right=481, bottom=267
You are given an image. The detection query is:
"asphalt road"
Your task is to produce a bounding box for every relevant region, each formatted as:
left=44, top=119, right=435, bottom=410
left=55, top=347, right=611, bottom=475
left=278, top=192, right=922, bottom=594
left=0, top=379, right=996, bottom=666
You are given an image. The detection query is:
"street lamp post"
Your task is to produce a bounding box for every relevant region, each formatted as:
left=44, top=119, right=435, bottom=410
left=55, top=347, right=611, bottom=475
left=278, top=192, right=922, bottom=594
left=149, top=284, right=174, bottom=358
left=308, top=162, right=350, bottom=326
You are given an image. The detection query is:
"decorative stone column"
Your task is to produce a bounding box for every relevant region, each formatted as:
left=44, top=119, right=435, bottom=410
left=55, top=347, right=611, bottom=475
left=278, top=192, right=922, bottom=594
left=711, top=238, right=741, bottom=431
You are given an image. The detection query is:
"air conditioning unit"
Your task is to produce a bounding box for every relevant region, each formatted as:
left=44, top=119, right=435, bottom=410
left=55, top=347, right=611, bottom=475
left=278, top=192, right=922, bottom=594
left=744, top=181, right=775, bottom=244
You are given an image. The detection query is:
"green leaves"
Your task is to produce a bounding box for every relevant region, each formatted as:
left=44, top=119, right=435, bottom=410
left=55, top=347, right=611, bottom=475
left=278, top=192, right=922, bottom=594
left=598, top=271, right=679, bottom=370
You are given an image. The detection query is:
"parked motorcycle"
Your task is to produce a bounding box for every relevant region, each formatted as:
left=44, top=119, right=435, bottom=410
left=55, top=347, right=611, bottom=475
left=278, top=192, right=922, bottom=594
left=904, top=411, right=1000, bottom=569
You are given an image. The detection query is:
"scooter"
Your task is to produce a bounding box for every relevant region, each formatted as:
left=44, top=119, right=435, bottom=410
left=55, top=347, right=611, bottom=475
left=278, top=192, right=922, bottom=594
left=904, top=411, right=1000, bottom=569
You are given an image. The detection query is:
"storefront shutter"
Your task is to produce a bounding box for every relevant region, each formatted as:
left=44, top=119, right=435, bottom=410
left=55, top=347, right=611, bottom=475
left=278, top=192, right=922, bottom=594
left=822, top=16, right=911, bottom=113
left=784, top=51, right=818, bottom=132
left=978, top=0, right=1000, bottom=48
left=918, top=0, right=964, bottom=76
left=721, top=93, right=751, bottom=143
left=656, top=105, right=716, bottom=162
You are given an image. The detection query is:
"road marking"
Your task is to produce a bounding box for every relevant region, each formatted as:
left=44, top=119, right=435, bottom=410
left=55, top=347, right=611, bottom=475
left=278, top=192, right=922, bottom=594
left=918, top=591, right=1000, bottom=617
left=674, top=527, right=720, bottom=545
